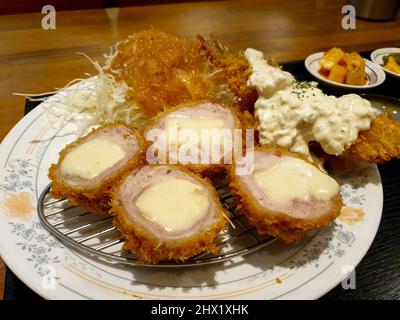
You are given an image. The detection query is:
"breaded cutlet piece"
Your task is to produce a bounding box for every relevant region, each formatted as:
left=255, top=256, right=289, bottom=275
left=144, top=101, right=254, bottom=177
left=228, top=146, right=343, bottom=243
left=49, top=122, right=145, bottom=214
left=111, top=164, right=227, bottom=264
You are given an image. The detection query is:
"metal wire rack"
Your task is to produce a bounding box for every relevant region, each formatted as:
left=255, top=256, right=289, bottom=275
left=38, top=181, right=275, bottom=267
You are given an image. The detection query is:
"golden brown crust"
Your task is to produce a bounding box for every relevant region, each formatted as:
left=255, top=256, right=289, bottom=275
left=198, top=33, right=258, bottom=111
left=111, top=164, right=228, bottom=264
left=107, top=30, right=209, bottom=117
left=48, top=122, right=146, bottom=214
left=346, top=113, right=400, bottom=164
left=228, top=146, right=343, bottom=243
left=144, top=100, right=254, bottom=177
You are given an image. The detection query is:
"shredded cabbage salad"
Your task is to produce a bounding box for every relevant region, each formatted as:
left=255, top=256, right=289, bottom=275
left=20, top=52, right=149, bottom=136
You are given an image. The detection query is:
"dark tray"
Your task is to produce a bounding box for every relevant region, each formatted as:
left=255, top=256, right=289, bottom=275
left=4, top=55, right=400, bottom=300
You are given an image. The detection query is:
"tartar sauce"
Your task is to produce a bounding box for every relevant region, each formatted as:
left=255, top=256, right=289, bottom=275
left=244, top=48, right=377, bottom=156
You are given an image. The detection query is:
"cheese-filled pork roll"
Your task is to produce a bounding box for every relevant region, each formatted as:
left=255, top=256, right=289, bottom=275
left=229, top=147, right=342, bottom=243
left=111, top=165, right=227, bottom=264
left=145, top=102, right=245, bottom=176
left=49, top=123, right=145, bottom=214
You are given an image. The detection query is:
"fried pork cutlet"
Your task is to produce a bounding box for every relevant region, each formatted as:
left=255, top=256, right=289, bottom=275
left=144, top=101, right=252, bottom=176
left=111, top=165, right=227, bottom=264
left=49, top=122, right=145, bottom=214
left=346, top=113, right=400, bottom=164
left=228, top=147, right=343, bottom=243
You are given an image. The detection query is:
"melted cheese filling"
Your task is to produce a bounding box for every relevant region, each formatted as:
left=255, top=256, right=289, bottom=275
left=135, top=176, right=210, bottom=232
left=61, top=138, right=126, bottom=180
left=253, top=157, right=339, bottom=204
left=166, top=116, right=225, bottom=147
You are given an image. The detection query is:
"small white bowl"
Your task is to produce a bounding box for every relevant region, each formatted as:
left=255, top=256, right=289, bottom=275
left=305, top=52, right=386, bottom=90
left=371, top=47, right=400, bottom=80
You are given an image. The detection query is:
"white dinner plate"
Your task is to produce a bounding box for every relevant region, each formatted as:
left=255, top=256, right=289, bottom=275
left=370, top=47, right=400, bottom=80
left=305, top=52, right=386, bottom=89
left=0, top=81, right=383, bottom=300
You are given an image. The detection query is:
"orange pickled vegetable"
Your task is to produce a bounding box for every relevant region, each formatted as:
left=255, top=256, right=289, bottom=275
left=328, top=65, right=347, bottom=83
left=344, top=52, right=366, bottom=85
left=320, top=47, right=346, bottom=71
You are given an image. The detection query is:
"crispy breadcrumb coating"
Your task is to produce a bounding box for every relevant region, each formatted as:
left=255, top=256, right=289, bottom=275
left=198, top=33, right=278, bottom=112
left=347, top=113, right=400, bottom=164
left=228, top=147, right=343, bottom=243
left=105, top=30, right=272, bottom=118
left=111, top=165, right=227, bottom=264
left=48, top=122, right=146, bottom=214
left=198, top=34, right=257, bottom=111
left=107, top=30, right=239, bottom=117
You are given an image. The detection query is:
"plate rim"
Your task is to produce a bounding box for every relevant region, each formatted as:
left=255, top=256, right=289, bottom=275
left=281, top=171, right=383, bottom=299
left=0, top=106, right=57, bottom=299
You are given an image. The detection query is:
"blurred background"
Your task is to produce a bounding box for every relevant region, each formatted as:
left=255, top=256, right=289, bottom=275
left=0, top=0, right=222, bottom=15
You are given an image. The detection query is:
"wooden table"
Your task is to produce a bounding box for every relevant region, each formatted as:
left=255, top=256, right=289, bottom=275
left=1, top=0, right=400, bottom=300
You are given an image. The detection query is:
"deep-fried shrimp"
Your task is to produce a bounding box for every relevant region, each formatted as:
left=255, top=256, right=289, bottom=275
left=198, top=34, right=258, bottom=111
